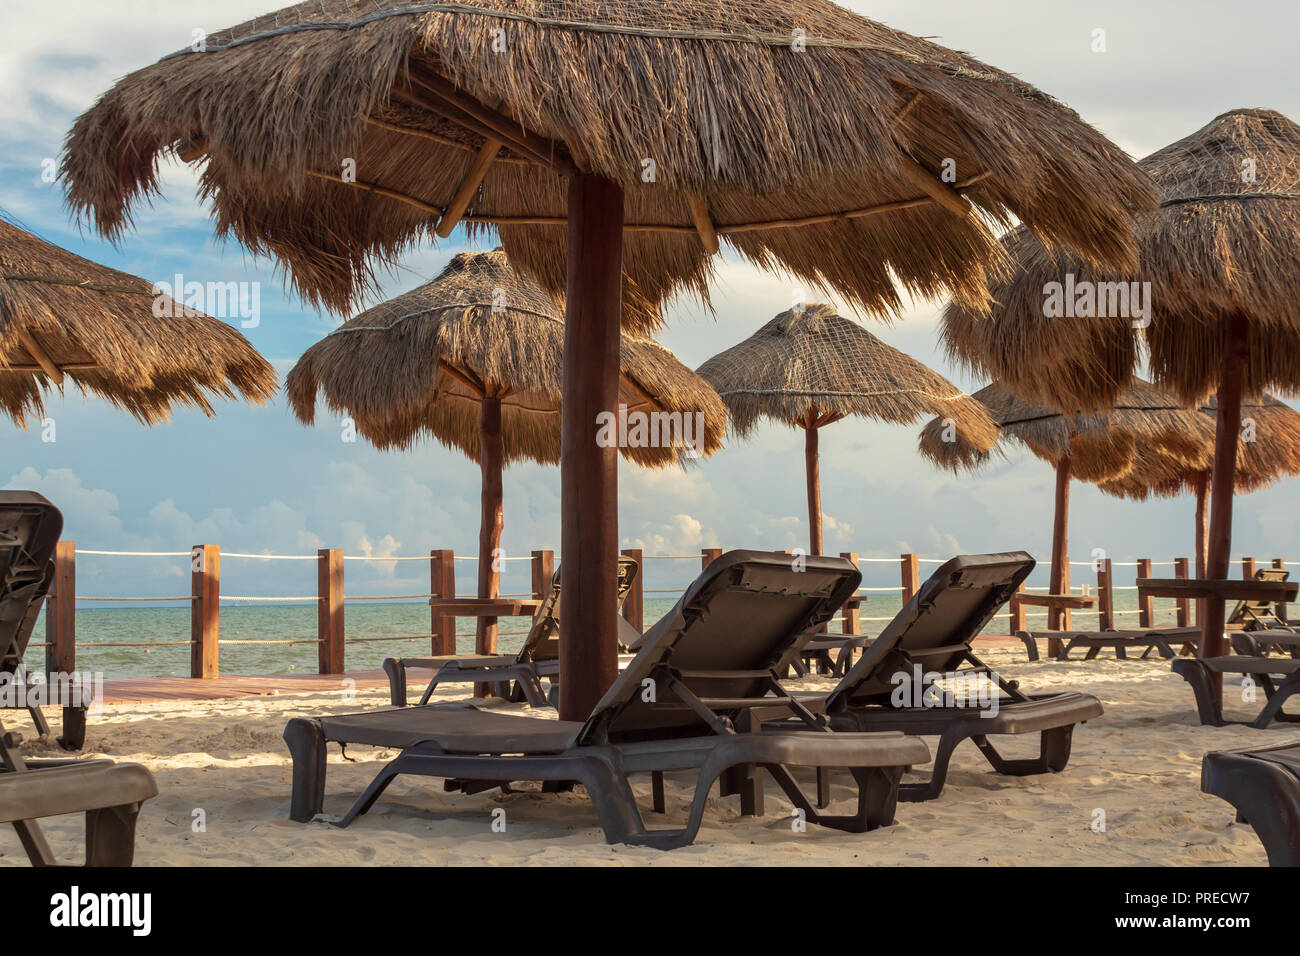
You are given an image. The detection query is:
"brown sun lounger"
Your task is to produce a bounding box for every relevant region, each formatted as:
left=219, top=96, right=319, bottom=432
left=760, top=552, right=1103, bottom=802
left=0, top=492, right=88, bottom=749
left=382, top=556, right=640, bottom=707
left=1201, top=740, right=1300, bottom=866
left=0, top=492, right=157, bottom=865
left=1172, top=654, right=1300, bottom=727
left=284, top=550, right=930, bottom=850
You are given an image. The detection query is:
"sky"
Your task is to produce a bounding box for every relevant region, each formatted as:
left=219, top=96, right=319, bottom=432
left=1, top=0, right=1298, bottom=602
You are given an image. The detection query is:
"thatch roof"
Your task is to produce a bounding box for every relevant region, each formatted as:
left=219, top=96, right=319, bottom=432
left=918, top=379, right=1206, bottom=482
left=696, top=303, right=996, bottom=448
left=0, top=217, right=275, bottom=426
left=1098, top=396, right=1300, bottom=500
left=287, top=248, right=724, bottom=466
left=942, top=108, right=1300, bottom=410
left=63, top=0, right=1155, bottom=328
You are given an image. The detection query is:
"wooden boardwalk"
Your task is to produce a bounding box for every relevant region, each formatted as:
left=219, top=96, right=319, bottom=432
left=97, top=667, right=436, bottom=704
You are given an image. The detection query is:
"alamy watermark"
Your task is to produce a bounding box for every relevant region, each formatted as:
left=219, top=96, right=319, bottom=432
left=595, top=404, right=707, bottom=458
left=0, top=670, right=103, bottom=715
left=890, top=664, right=1000, bottom=717
left=151, top=274, right=261, bottom=328
left=1043, top=273, right=1151, bottom=328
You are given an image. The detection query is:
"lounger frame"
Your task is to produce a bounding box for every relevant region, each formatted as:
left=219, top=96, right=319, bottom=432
left=1201, top=742, right=1300, bottom=866
left=1172, top=655, right=1300, bottom=728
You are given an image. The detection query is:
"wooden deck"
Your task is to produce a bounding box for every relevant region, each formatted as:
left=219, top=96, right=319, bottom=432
left=96, top=667, right=436, bottom=704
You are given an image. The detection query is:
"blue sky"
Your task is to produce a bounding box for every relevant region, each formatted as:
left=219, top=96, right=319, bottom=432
left=2, top=0, right=1299, bottom=601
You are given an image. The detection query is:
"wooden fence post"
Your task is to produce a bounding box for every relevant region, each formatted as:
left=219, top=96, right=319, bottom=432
left=1097, top=558, right=1114, bottom=631
left=900, top=553, right=920, bottom=604
left=1009, top=582, right=1027, bottom=634
left=1174, top=557, right=1190, bottom=627
left=1273, top=558, right=1288, bottom=624
left=619, top=548, right=642, bottom=632
left=701, top=548, right=722, bottom=571
left=840, top=552, right=860, bottom=635
left=430, top=549, right=456, bottom=656
left=317, top=548, right=344, bottom=674
left=1137, top=558, right=1153, bottom=628
left=190, top=544, right=220, bottom=679
left=44, top=540, right=76, bottom=681
left=1242, top=556, right=1256, bottom=580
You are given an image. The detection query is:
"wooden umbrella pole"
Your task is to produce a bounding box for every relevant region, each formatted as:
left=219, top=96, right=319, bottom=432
left=558, top=172, right=624, bottom=722
left=475, top=394, right=504, bottom=674
left=1194, top=471, right=1210, bottom=627
left=1047, top=454, right=1072, bottom=655
left=805, top=411, right=823, bottom=556
left=1202, top=311, right=1251, bottom=696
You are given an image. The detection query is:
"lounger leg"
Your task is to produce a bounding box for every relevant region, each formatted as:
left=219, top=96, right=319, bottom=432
left=1057, top=640, right=1076, bottom=661
left=1175, top=661, right=1226, bottom=726
left=1017, top=632, right=1039, bottom=662
left=1114, top=644, right=1128, bottom=660
left=816, top=767, right=830, bottom=808
left=899, top=725, right=967, bottom=802
left=12, top=819, right=57, bottom=866
left=765, top=763, right=902, bottom=832
left=84, top=802, right=143, bottom=866
left=974, top=726, right=1075, bottom=775
left=1084, top=646, right=1100, bottom=660
left=59, top=706, right=86, bottom=751
left=1251, top=677, right=1300, bottom=729
left=383, top=658, right=407, bottom=707
left=284, top=718, right=328, bottom=822
left=26, top=702, right=51, bottom=738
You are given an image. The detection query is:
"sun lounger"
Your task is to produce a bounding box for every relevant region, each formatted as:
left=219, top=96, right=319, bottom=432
left=0, top=492, right=156, bottom=865
left=1172, top=654, right=1300, bottom=727
left=0, top=492, right=87, bottom=749
left=1201, top=740, right=1300, bottom=866
left=383, top=556, right=640, bottom=706
left=760, top=552, right=1103, bottom=802
left=1018, top=625, right=1197, bottom=661
left=284, top=550, right=930, bottom=849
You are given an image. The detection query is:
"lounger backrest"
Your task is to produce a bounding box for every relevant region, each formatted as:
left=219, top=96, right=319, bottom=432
left=0, top=493, right=63, bottom=678
left=516, top=556, right=639, bottom=664
left=578, top=551, right=860, bottom=743
left=824, top=552, right=1035, bottom=711
left=1227, top=568, right=1289, bottom=628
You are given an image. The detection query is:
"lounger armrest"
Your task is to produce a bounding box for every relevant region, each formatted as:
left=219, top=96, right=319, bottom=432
left=0, top=761, right=157, bottom=824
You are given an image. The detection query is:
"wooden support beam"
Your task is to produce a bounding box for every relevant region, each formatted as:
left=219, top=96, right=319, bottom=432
left=686, top=195, right=720, bottom=254
left=558, top=173, right=624, bottom=723
left=317, top=548, right=345, bottom=675
left=16, top=329, right=63, bottom=385
left=841, top=552, right=860, bottom=635
left=702, top=548, right=723, bottom=571
left=1097, top=558, right=1114, bottom=630
left=1203, top=311, right=1251, bottom=698
left=805, top=418, right=823, bottom=556
left=895, top=154, right=971, bottom=219
left=1009, top=581, right=1027, bottom=634
left=1274, top=558, right=1290, bottom=624
left=1047, top=455, right=1072, bottom=655
left=430, top=549, right=456, bottom=655
left=190, top=544, right=220, bottom=679
left=900, top=553, right=920, bottom=604
left=44, top=540, right=76, bottom=681
left=437, top=138, right=503, bottom=237
left=1175, top=557, right=1190, bottom=627
left=401, top=63, right=575, bottom=172
left=1242, top=557, right=1256, bottom=580
left=476, top=396, right=505, bottom=675
left=1137, top=558, right=1154, bottom=627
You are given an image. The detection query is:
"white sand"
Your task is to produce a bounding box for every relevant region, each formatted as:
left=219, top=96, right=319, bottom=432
left=2, top=646, right=1287, bottom=866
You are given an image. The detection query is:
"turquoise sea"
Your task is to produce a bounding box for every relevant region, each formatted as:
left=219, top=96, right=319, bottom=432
left=21, top=589, right=1188, bottom=679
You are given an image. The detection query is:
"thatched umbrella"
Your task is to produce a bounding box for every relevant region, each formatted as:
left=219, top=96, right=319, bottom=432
left=941, top=108, right=1300, bottom=668
left=62, top=0, right=1156, bottom=719
left=0, top=216, right=274, bottom=424
left=289, top=248, right=724, bottom=655
left=698, top=303, right=996, bottom=555
left=919, top=380, right=1205, bottom=628
left=1098, top=396, right=1300, bottom=578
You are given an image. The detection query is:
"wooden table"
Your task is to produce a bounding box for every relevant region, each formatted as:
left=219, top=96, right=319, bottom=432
left=426, top=598, right=542, bottom=616
left=1010, top=592, right=1096, bottom=656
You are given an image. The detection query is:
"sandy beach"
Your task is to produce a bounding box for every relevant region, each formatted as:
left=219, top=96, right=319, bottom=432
left=2, top=644, right=1283, bottom=866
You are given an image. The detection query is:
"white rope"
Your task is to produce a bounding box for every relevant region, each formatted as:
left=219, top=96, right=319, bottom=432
left=77, top=595, right=190, bottom=602
left=218, top=595, right=317, bottom=602
left=75, top=550, right=189, bottom=557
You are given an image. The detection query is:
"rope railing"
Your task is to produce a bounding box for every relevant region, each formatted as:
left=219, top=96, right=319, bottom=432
left=37, top=543, right=1292, bottom=681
